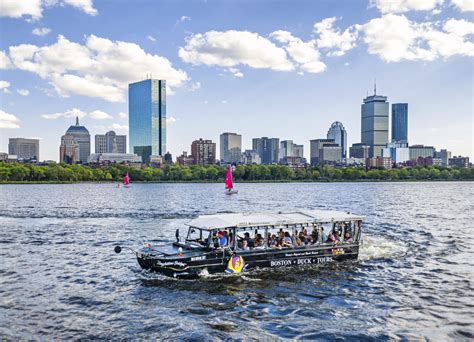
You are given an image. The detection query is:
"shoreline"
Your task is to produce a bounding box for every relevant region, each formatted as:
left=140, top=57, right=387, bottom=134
left=1, top=179, right=472, bottom=185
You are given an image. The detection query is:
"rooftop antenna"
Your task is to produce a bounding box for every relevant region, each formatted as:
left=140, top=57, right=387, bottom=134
left=374, top=78, right=377, bottom=95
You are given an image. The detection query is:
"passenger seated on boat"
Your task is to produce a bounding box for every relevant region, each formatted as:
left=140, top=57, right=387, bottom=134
left=344, top=232, right=353, bottom=243
left=268, top=234, right=278, bottom=248
left=326, top=231, right=336, bottom=243
left=228, top=231, right=233, bottom=246
left=218, top=231, right=228, bottom=247
left=244, top=232, right=254, bottom=249
left=254, top=234, right=264, bottom=249
left=241, top=239, right=249, bottom=250
left=212, top=231, right=220, bottom=248
left=311, top=228, right=319, bottom=244
left=281, top=232, right=293, bottom=247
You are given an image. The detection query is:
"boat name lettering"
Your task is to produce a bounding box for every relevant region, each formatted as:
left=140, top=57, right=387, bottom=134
left=270, top=256, right=333, bottom=267
left=285, top=251, right=319, bottom=257
left=191, top=256, right=206, bottom=261
left=157, top=261, right=186, bottom=267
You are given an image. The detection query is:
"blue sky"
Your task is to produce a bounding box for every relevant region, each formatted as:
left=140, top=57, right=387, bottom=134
left=0, top=0, right=473, bottom=161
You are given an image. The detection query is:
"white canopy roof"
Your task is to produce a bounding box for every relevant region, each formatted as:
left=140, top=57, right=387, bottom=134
left=186, top=210, right=363, bottom=230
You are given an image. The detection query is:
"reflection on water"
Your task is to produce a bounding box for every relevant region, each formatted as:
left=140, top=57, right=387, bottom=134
left=0, top=182, right=473, bottom=340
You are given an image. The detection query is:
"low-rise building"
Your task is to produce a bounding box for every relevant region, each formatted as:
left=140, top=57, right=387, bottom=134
left=409, top=144, right=435, bottom=160
left=349, top=143, right=370, bottom=159
left=191, top=139, right=216, bottom=165
left=241, top=149, right=261, bottom=165
left=434, top=149, right=452, bottom=166
left=95, top=131, right=126, bottom=154
left=88, top=153, right=142, bottom=164
left=366, top=157, right=392, bottom=169
left=8, top=138, right=40, bottom=161
left=449, top=156, right=470, bottom=168
left=164, top=152, right=173, bottom=164
left=382, top=141, right=409, bottom=164
left=177, top=151, right=195, bottom=166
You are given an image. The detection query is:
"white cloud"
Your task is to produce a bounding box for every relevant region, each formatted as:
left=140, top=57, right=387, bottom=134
left=444, top=18, right=474, bottom=36
left=271, top=30, right=326, bottom=73
left=166, top=116, right=177, bottom=124
left=32, top=27, right=51, bottom=36
left=372, top=0, right=444, bottom=14
left=228, top=67, right=244, bottom=77
left=110, top=123, right=128, bottom=130
left=42, top=107, right=87, bottom=120
left=360, top=14, right=474, bottom=62
left=178, top=15, right=191, bottom=23
left=0, top=0, right=97, bottom=20
left=179, top=30, right=295, bottom=72
left=189, top=82, right=201, bottom=91
left=0, top=110, right=20, bottom=128
left=62, top=0, right=98, bottom=16
left=0, top=51, right=11, bottom=69
left=0, top=0, right=43, bottom=19
left=7, top=34, right=188, bottom=102
left=451, top=0, right=473, bottom=11
left=118, top=112, right=127, bottom=119
left=147, top=35, right=156, bottom=42
left=221, top=100, right=228, bottom=104
left=17, top=89, right=29, bottom=96
left=89, top=110, right=112, bottom=120
left=0, top=80, right=11, bottom=93
left=313, top=17, right=359, bottom=57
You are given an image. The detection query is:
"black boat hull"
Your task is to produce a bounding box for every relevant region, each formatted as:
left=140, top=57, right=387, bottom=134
left=137, top=244, right=359, bottom=279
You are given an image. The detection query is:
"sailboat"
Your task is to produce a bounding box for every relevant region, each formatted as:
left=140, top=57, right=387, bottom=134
left=225, top=166, right=238, bottom=195
left=123, top=172, right=130, bottom=188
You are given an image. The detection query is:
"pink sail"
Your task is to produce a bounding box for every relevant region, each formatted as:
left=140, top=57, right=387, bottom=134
left=123, top=172, right=130, bottom=186
left=225, top=167, right=233, bottom=189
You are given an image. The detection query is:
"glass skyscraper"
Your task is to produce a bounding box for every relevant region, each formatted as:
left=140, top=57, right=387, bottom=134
left=129, top=79, right=166, bottom=163
left=361, top=93, right=389, bottom=158
left=326, top=121, right=347, bottom=158
left=391, top=103, right=408, bottom=143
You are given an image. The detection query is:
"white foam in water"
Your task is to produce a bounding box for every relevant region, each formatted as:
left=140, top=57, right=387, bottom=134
left=359, top=235, right=407, bottom=261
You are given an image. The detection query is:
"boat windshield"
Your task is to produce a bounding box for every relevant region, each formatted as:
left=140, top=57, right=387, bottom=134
left=186, top=227, right=210, bottom=247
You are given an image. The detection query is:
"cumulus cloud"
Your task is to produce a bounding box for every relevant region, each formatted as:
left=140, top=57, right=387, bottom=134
left=271, top=30, right=326, bottom=73
left=179, top=30, right=294, bottom=72
left=110, top=123, right=128, bottom=130
left=372, top=0, right=444, bottom=14
left=228, top=67, right=244, bottom=77
left=313, top=17, right=359, bottom=57
left=42, top=108, right=87, bottom=120
left=147, top=35, right=156, bottom=42
left=32, top=27, right=51, bottom=36
left=360, top=14, right=474, bottom=62
left=7, top=34, right=188, bottom=102
left=177, top=15, right=191, bottom=24
left=17, top=89, right=29, bottom=96
left=0, top=51, right=12, bottom=69
left=189, top=82, right=201, bottom=91
left=118, top=112, right=127, bottom=119
left=0, top=110, right=20, bottom=128
left=166, top=116, right=177, bottom=124
left=451, top=0, right=473, bottom=11
left=62, top=0, right=98, bottom=16
left=0, top=0, right=97, bottom=20
left=89, top=110, right=112, bottom=120
left=0, top=80, right=11, bottom=93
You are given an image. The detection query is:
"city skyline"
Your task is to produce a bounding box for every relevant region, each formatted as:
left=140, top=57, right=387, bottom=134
left=0, top=0, right=473, bottom=161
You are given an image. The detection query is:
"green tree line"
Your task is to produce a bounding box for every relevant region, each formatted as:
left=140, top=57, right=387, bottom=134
left=0, top=162, right=473, bottom=182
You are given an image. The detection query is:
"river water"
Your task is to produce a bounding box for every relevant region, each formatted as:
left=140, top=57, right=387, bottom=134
left=0, top=182, right=472, bottom=340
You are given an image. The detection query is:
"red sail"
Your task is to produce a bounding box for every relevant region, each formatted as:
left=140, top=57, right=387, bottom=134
left=225, top=167, right=233, bottom=189
left=123, top=172, right=130, bottom=185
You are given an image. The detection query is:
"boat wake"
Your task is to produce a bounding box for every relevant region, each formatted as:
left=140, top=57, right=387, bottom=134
left=359, top=235, right=407, bottom=261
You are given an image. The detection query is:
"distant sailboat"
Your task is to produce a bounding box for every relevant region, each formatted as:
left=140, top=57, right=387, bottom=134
left=225, top=166, right=238, bottom=195
left=123, top=172, right=130, bottom=187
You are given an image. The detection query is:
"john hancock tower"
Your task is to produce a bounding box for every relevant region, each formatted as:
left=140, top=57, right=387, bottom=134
left=129, top=79, right=166, bottom=164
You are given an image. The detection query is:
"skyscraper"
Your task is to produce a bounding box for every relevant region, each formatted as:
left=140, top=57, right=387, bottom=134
left=64, top=117, right=90, bottom=163
left=326, top=121, right=347, bottom=158
left=252, top=137, right=279, bottom=164
left=129, top=79, right=166, bottom=164
left=95, top=131, right=126, bottom=154
left=361, top=87, right=389, bottom=158
left=8, top=138, right=39, bottom=160
left=392, top=103, right=408, bottom=143
left=220, top=132, right=242, bottom=164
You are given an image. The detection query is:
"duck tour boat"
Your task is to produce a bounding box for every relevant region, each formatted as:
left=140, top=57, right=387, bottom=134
left=114, top=210, right=363, bottom=279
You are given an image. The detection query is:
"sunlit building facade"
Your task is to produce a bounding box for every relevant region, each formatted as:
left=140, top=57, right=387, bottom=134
left=129, top=79, right=166, bottom=163
left=361, top=93, right=389, bottom=158
left=326, top=121, right=347, bottom=158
